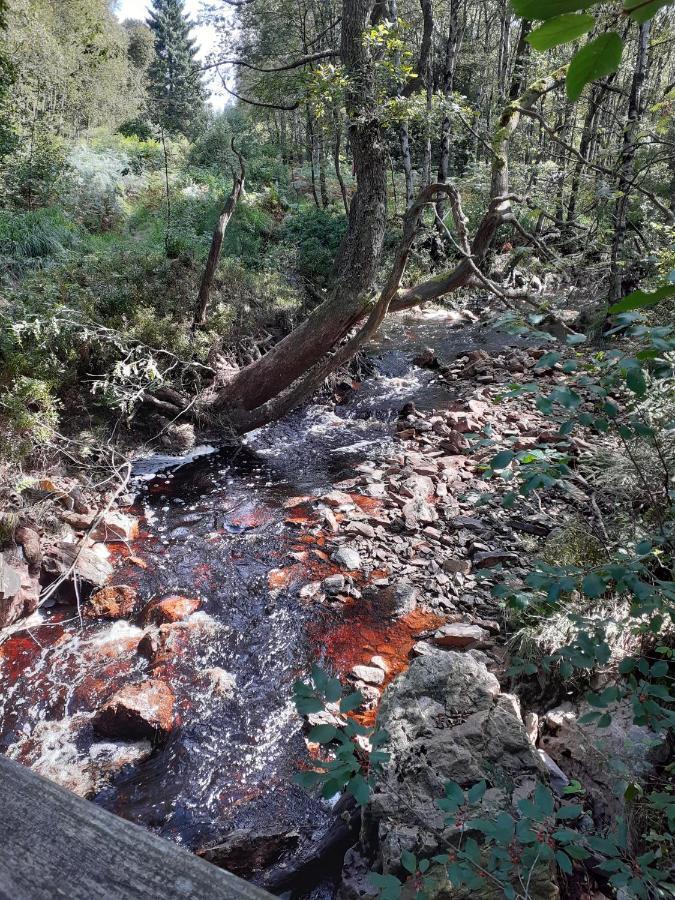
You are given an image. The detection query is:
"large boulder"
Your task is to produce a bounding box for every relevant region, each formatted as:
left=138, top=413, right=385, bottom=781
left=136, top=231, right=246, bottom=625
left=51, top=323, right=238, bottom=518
left=341, top=650, right=557, bottom=900
left=92, top=679, right=175, bottom=742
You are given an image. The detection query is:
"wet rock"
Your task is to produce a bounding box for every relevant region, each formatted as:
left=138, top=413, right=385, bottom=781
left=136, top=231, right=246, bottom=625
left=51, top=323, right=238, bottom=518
left=413, top=347, right=438, bottom=369
left=160, top=422, right=196, bottom=453
left=343, top=650, right=556, bottom=900
left=92, top=679, right=175, bottom=742
left=198, top=828, right=300, bottom=876
left=536, top=749, right=569, bottom=794
left=205, top=667, right=236, bottom=699
left=85, top=584, right=137, bottom=620
left=140, top=594, right=201, bottom=625
left=432, top=622, right=488, bottom=649
left=332, top=548, right=362, bottom=571
left=321, top=490, right=355, bottom=508
left=8, top=715, right=152, bottom=799
left=351, top=665, right=385, bottom=686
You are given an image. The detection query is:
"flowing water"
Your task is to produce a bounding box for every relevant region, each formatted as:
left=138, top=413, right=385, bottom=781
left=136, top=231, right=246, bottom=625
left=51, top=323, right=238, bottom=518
left=0, top=309, right=520, bottom=884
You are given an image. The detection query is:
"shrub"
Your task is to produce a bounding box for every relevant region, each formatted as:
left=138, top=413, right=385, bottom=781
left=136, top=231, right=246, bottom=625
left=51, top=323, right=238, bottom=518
left=0, top=376, right=59, bottom=462
left=0, top=207, right=81, bottom=275
left=282, top=204, right=347, bottom=286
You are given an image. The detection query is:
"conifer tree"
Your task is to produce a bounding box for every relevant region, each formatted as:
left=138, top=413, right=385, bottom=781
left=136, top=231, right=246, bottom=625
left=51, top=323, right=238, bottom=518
left=147, top=0, right=206, bottom=137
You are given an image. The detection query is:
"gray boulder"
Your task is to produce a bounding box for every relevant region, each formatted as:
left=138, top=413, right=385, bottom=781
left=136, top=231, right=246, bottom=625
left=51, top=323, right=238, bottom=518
left=340, top=650, right=557, bottom=900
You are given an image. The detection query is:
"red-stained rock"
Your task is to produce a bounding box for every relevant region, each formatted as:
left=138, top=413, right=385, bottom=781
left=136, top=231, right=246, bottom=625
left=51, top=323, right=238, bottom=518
left=85, top=584, right=137, bottom=620
left=140, top=595, right=201, bottom=626
left=92, top=679, right=175, bottom=742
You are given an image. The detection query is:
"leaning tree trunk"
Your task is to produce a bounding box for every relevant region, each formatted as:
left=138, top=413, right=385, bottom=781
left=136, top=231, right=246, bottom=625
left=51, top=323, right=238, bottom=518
left=609, top=21, right=651, bottom=305
left=218, top=0, right=389, bottom=415
left=193, top=144, right=245, bottom=329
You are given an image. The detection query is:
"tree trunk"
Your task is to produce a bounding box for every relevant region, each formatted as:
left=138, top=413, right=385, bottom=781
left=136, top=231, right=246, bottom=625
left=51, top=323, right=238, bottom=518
left=220, top=0, right=388, bottom=414
left=437, top=0, right=462, bottom=221
left=193, top=147, right=246, bottom=328
left=333, top=109, right=350, bottom=215
left=609, top=21, right=651, bottom=305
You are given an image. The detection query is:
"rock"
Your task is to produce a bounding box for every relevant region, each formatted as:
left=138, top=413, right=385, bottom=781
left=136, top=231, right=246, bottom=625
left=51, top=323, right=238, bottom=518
left=0, top=550, right=40, bottom=628
left=346, top=521, right=376, bottom=539
left=15, top=525, right=42, bottom=575
left=343, top=650, right=557, bottom=900
left=92, top=680, right=175, bottom=742
left=402, top=498, right=437, bottom=528
left=540, top=699, right=669, bottom=824
left=370, top=655, right=389, bottom=673
left=536, top=749, right=569, bottom=794
left=198, top=828, right=300, bottom=876
left=432, top=622, right=488, bottom=649
left=442, top=557, right=471, bottom=575
left=351, top=665, right=385, bottom=686
left=161, top=422, right=196, bottom=452
left=332, top=548, right=362, bottom=571
left=321, top=491, right=355, bottom=508
left=472, top=549, right=518, bottom=569
left=7, top=715, right=152, bottom=799
left=323, top=574, right=346, bottom=595
left=205, top=667, right=236, bottom=699
left=85, top=584, right=137, bottom=620
left=524, top=711, right=539, bottom=746
left=140, top=595, right=201, bottom=625
left=42, top=541, right=113, bottom=601
left=59, top=510, right=138, bottom=542
left=413, top=347, right=438, bottom=369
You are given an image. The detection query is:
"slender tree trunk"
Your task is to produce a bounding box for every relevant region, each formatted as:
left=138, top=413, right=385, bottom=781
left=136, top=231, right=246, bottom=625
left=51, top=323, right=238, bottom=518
left=609, top=21, right=651, bottom=304
left=333, top=109, right=350, bottom=214
left=306, top=105, right=321, bottom=208
left=437, top=0, right=462, bottom=221
left=193, top=150, right=246, bottom=328
left=566, top=80, right=609, bottom=224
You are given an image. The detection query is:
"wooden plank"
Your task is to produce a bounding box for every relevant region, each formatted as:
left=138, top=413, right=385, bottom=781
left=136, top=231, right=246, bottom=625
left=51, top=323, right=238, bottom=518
left=0, top=756, right=275, bottom=900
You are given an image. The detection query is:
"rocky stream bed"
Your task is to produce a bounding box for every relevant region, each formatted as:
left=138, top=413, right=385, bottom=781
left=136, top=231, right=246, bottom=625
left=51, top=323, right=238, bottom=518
left=0, top=308, right=667, bottom=899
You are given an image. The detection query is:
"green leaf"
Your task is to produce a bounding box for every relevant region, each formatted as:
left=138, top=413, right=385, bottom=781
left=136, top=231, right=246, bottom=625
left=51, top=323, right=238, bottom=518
left=624, top=0, right=673, bottom=23
left=556, top=804, right=583, bottom=820
left=511, top=0, right=592, bottom=19
left=401, top=850, right=417, bottom=875
left=347, top=774, right=371, bottom=805
left=340, top=691, right=363, bottom=713
left=295, top=696, right=325, bottom=715
left=555, top=850, right=574, bottom=874
left=308, top=724, right=337, bottom=744
left=490, top=450, right=515, bottom=470
left=582, top=572, right=605, bottom=598
left=527, top=13, right=595, bottom=50
left=566, top=33, right=623, bottom=102
left=608, top=284, right=675, bottom=313
left=625, top=367, right=647, bottom=397
left=324, top=678, right=343, bottom=703
left=467, top=780, right=487, bottom=804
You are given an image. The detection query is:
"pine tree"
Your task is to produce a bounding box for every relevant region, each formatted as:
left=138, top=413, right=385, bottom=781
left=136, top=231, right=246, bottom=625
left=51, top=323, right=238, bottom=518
left=147, top=0, right=206, bottom=137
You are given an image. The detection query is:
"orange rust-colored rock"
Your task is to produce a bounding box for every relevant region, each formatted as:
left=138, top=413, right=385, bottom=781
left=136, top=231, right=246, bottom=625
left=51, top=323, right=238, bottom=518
left=85, top=584, right=138, bottom=620
left=92, top=679, right=175, bottom=741
left=140, top=595, right=201, bottom=625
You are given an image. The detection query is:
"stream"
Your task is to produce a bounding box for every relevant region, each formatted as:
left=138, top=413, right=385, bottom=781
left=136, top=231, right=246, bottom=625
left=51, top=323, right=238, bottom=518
left=0, top=309, right=519, bottom=889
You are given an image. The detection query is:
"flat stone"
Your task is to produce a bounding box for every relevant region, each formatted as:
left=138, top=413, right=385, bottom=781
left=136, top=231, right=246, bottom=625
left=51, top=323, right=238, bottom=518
left=432, top=622, right=488, bottom=649
left=442, top=557, right=471, bottom=575
left=351, top=665, right=385, bottom=686
left=332, top=548, right=362, bottom=570
left=472, top=549, right=519, bottom=569
left=346, top=521, right=375, bottom=539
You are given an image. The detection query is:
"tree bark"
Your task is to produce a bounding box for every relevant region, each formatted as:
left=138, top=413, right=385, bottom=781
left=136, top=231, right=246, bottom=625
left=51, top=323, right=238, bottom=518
left=193, top=144, right=246, bottom=328
left=437, top=0, right=462, bottom=221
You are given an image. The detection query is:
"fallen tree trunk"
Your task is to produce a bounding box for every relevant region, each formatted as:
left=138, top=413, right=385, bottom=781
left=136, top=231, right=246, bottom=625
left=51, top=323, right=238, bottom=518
left=193, top=140, right=246, bottom=328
